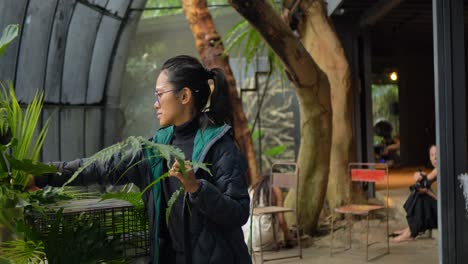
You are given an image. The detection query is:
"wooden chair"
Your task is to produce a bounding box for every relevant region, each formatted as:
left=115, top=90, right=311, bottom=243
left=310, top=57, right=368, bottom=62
left=330, top=162, right=390, bottom=261
left=252, top=161, right=302, bottom=263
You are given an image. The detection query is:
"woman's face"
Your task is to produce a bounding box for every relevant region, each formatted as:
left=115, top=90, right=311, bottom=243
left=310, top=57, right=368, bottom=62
left=154, top=71, right=185, bottom=127
left=429, top=145, right=437, bottom=168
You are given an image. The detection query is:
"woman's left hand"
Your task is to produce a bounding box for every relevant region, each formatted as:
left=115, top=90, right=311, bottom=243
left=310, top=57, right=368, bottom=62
left=169, top=160, right=200, bottom=193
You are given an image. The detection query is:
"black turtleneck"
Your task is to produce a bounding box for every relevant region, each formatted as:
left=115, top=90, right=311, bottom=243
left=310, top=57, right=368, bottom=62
left=172, top=118, right=199, bottom=159
left=161, top=118, right=199, bottom=264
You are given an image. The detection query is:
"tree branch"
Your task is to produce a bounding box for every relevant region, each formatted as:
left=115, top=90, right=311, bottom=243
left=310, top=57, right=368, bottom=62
left=229, top=0, right=318, bottom=90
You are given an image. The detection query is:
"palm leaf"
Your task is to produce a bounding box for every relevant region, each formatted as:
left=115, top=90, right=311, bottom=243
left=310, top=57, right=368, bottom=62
left=0, top=240, right=46, bottom=264
left=0, top=83, right=50, bottom=190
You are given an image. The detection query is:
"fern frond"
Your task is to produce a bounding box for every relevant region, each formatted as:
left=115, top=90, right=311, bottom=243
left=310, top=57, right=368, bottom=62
left=165, top=186, right=184, bottom=224
left=141, top=172, right=170, bottom=194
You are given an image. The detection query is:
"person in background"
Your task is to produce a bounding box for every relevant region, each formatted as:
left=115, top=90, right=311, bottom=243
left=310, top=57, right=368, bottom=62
left=391, top=145, right=437, bottom=243
left=242, top=172, right=294, bottom=251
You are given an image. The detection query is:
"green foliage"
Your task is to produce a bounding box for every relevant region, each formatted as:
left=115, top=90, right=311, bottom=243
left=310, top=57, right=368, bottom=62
left=0, top=239, right=45, bottom=264
left=264, top=145, right=287, bottom=157
left=223, top=1, right=286, bottom=80
left=0, top=83, right=51, bottom=190
left=39, top=210, right=126, bottom=264
left=166, top=186, right=184, bottom=224
left=71, top=136, right=211, bottom=225
left=101, top=192, right=144, bottom=209
left=0, top=24, right=19, bottom=57
left=371, top=83, right=399, bottom=137
left=27, top=187, right=73, bottom=206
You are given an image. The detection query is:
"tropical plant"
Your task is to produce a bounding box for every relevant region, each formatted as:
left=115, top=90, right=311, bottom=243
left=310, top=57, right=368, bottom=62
left=0, top=24, right=18, bottom=57
left=65, top=136, right=211, bottom=224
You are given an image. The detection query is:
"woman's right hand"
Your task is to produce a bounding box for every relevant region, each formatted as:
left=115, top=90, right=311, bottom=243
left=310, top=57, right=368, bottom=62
left=413, top=171, right=423, bottom=182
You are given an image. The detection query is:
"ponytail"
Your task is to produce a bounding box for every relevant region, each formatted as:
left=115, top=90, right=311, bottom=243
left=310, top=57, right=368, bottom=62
left=200, top=68, right=232, bottom=129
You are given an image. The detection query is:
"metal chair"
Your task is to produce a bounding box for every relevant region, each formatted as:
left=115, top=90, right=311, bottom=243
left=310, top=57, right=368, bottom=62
left=252, top=161, right=302, bottom=263
left=330, top=162, right=390, bottom=261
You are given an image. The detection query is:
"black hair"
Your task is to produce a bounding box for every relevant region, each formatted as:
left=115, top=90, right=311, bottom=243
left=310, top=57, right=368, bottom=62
left=160, top=55, right=232, bottom=128
left=252, top=172, right=272, bottom=207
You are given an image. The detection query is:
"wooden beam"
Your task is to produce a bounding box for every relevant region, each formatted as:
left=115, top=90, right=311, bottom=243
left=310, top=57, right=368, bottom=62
left=358, top=0, right=405, bottom=28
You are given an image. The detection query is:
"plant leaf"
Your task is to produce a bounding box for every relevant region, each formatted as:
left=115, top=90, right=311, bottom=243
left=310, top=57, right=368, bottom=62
left=0, top=24, right=19, bottom=57
left=0, top=239, right=45, bottom=264
left=100, top=192, right=144, bottom=209
left=141, top=172, right=170, bottom=194
left=166, top=186, right=184, bottom=225
left=6, top=156, right=57, bottom=175
left=191, top=161, right=212, bottom=176
left=264, top=145, right=287, bottom=157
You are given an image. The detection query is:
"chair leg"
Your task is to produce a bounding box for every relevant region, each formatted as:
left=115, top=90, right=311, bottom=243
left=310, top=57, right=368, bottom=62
left=366, top=214, right=369, bottom=262
left=386, top=208, right=390, bottom=254
left=272, top=214, right=278, bottom=251
left=258, top=216, right=264, bottom=264
left=330, top=211, right=334, bottom=257
left=348, top=214, right=352, bottom=250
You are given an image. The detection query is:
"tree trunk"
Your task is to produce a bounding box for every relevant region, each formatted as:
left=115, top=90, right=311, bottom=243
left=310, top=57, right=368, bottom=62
left=298, top=0, right=353, bottom=210
left=229, top=0, right=332, bottom=233
left=182, top=0, right=259, bottom=185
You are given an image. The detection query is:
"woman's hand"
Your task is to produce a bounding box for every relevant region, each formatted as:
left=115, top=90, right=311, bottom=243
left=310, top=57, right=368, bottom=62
left=26, top=175, right=40, bottom=192
left=169, top=160, right=200, bottom=193
left=413, top=171, right=423, bottom=182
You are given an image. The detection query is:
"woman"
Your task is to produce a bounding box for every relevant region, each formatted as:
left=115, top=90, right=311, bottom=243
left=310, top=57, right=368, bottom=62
left=242, top=173, right=293, bottom=251
left=391, top=145, right=437, bottom=243
left=35, top=55, right=251, bottom=263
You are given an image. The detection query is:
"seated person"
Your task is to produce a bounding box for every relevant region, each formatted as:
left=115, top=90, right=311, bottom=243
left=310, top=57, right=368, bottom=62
left=374, top=120, right=400, bottom=167
left=391, top=145, right=437, bottom=242
left=242, top=172, right=294, bottom=251
left=382, top=134, right=401, bottom=167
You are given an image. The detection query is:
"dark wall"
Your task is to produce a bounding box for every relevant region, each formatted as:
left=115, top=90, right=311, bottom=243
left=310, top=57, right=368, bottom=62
left=333, top=16, right=436, bottom=166
left=371, top=29, right=435, bottom=166
left=397, top=36, right=435, bottom=166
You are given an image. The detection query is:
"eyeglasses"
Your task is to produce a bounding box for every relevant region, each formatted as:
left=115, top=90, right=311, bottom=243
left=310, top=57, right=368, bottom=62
left=154, top=89, right=178, bottom=105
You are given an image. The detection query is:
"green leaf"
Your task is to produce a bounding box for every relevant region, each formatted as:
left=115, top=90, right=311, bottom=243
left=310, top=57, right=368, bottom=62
left=141, top=172, right=170, bottom=194
left=251, top=129, right=262, bottom=142
left=264, top=145, right=287, bottom=157
left=27, top=186, right=73, bottom=205
left=166, top=186, right=184, bottom=225
left=191, top=161, right=212, bottom=176
left=0, top=24, right=19, bottom=57
left=100, top=192, right=144, bottom=209
left=6, top=156, right=57, bottom=175
left=0, top=240, right=45, bottom=264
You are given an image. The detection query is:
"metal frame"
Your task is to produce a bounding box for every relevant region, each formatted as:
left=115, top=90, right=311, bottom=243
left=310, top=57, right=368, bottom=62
left=254, top=161, right=302, bottom=263
left=433, top=0, right=468, bottom=263
left=330, top=162, right=389, bottom=262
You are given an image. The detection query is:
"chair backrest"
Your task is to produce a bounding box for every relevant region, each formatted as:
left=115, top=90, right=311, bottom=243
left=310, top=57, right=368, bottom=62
left=269, top=161, right=299, bottom=208
left=349, top=162, right=388, bottom=183
left=348, top=162, right=389, bottom=208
